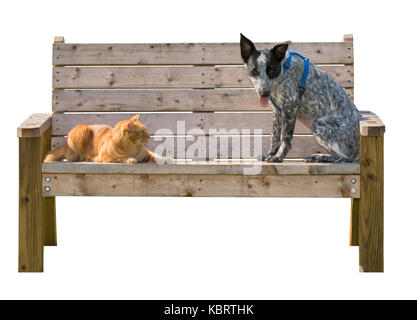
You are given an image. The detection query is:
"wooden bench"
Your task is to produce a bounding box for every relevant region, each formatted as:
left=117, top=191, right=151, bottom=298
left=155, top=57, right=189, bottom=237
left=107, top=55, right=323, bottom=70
left=17, top=34, right=385, bottom=273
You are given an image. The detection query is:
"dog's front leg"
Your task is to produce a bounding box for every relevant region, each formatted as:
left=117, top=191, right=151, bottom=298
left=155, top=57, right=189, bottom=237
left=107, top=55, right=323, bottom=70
left=267, top=106, right=297, bottom=163
left=260, top=110, right=282, bottom=160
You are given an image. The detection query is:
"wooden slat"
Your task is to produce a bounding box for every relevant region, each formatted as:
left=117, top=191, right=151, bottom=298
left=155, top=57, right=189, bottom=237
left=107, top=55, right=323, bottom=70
left=53, top=42, right=353, bottom=65
left=53, top=89, right=258, bottom=112
left=50, top=135, right=328, bottom=159
left=42, top=161, right=360, bottom=175
left=53, top=88, right=354, bottom=112
left=17, top=114, right=52, bottom=138
left=53, top=65, right=354, bottom=89
left=42, top=173, right=360, bottom=198
left=51, top=113, right=314, bottom=136
left=205, top=42, right=354, bottom=65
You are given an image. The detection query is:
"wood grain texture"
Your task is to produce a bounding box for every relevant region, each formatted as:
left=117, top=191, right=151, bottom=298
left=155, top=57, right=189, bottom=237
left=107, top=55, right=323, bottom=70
left=350, top=198, right=360, bottom=246
left=343, top=34, right=354, bottom=102
left=53, top=65, right=354, bottom=89
left=348, top=88, right=354, bottom=102
left=17, top=114, right=52, bottom=138
left=360, top=113, right=385, bottom=136
left=359, top=135, right=384, bottom=272
left=42, top=161, right=360, bottom=175
left=53, top=42, right=354, bottom=65
left=42, top=173, right=359, bottom=198
left=50, top=135, right=328, bottom=160
left=43, top=197, right=56, bottom=247
left=52, top=88, right=354, bottom=112
left=19, top=136, right=44, bottom=272
left=40, top=128, right=57, bottom=246
left=52, top=112, right=314, bottom=136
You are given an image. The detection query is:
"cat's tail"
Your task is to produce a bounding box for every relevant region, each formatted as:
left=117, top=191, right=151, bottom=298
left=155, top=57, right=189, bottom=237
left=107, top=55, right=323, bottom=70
left=44, top=124, right=94, bottom=163
left=44, top=144, right=67, bottom=163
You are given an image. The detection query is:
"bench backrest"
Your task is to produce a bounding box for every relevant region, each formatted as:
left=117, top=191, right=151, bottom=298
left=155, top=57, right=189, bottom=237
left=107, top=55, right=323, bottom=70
left=52, top=35, right=354, bottom=160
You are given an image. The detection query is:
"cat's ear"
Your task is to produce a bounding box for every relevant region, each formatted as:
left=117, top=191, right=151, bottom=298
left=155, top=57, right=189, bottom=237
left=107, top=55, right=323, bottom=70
left=127, top=121, right=136, bottom=131
left=129, top=114, right=140, bottom=122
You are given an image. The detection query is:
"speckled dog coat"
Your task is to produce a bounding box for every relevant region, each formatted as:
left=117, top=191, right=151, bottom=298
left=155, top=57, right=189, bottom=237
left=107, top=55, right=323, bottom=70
left=240, top=34, right=362, bottom=163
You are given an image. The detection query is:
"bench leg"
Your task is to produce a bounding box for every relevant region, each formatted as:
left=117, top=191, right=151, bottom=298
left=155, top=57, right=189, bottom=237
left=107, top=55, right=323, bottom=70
left=40, top=128, right=57, bottom=246
left=19, top=128, right=54, bottom=272
left=350, top=199, right=360, bottom=246
left=40, top=129, right=57, bottom=246
left=19, top=136, right=44, bottom=272
left=43, top=197, right=57, bottom=246
left=359, top=135, right=384, bottom=272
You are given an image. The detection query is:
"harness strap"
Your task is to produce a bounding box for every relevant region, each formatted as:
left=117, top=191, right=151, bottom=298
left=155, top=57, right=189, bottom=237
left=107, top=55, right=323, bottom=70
left=283, top=50, right=310, bottom=97
left=269, top=50, right=310, bottom=112
left=270, top=96, right=282, bottom=113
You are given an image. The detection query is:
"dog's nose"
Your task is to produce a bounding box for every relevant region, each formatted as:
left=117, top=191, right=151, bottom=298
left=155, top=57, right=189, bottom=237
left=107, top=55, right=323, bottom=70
left=261, top=91, right=270, bottom=98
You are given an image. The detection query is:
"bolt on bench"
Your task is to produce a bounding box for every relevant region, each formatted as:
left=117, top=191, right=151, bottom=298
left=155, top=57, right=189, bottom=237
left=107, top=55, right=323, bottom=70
left=17, top=34, right=384, bottom=272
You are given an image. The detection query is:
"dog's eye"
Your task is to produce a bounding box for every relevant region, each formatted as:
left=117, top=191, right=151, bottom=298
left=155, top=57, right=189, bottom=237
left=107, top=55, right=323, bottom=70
left=251, top=69, right=259, bottom=77
left=266, top=67, right=275, bottom=78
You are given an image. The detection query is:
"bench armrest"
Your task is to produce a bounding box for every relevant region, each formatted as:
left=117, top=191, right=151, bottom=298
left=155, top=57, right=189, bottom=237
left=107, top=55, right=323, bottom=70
left=17, top=113, right=52, bottom=138
left=360, top=111, right=385, bottom=136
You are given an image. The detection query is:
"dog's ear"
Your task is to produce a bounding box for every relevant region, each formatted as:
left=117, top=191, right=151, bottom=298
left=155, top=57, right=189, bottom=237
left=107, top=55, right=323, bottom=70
left=240, top=33, right=256, bottom=63
left=272, top=41, right=290, bottom=61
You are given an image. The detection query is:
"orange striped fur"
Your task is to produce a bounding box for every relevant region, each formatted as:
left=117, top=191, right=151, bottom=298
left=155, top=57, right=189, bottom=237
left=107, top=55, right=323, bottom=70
left=44, top=115, right=172, bottom=164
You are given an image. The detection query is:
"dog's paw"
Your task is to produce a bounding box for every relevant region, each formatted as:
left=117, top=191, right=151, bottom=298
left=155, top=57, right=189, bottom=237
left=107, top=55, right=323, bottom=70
left=257, top=152, right=271, bottom=161
left=267, top=156, right=284, bottom=163
left=264, top=155, right=274, bottom=162
left=304, top=155, right=316, bottom=163
left=305, top=154, right=336, bottom=163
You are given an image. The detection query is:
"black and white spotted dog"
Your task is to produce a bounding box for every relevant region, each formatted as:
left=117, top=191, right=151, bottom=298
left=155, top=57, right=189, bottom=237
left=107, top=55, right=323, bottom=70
left=240, top=34, right=362, bottom=163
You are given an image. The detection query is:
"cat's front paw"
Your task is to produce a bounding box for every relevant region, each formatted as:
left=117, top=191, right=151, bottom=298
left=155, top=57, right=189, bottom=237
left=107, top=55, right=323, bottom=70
left=154, top=156, right=174, bottom=164
left=126, top=158, right=137, bottom=164
left=162, top=157, right=174, bottom=164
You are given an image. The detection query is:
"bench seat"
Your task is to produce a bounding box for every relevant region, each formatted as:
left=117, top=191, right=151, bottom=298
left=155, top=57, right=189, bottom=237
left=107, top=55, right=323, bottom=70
left=41, top=161, right=360, bottom=198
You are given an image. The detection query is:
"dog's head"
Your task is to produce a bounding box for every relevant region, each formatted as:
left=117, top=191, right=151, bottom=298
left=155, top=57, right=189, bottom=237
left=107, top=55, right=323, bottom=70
left=240, top=34, right=289, bottom=107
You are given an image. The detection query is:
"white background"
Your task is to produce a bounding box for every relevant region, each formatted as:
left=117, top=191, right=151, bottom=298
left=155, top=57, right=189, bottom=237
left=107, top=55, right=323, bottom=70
left=1, top=0, right=416, bottom=299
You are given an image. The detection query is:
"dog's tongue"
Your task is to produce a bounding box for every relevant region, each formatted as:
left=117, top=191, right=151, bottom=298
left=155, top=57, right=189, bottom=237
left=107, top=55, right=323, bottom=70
left=260, top=97, right=270, bottom=106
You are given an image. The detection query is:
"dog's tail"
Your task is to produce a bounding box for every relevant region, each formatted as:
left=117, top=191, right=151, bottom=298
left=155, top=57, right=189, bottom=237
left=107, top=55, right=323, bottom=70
left=44, top=144, right=67, bottom=162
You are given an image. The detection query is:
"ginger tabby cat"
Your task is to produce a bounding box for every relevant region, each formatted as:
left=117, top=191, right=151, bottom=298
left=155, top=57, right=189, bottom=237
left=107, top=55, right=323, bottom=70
left=44, top=115, right=173, bottom=164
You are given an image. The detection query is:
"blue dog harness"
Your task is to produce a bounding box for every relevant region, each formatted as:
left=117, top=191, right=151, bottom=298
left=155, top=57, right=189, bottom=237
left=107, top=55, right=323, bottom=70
left=283, top=50, right=310, bottom=95
left=270, top=50, right=310, bottom=112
